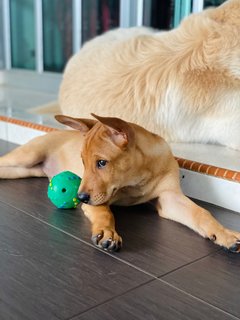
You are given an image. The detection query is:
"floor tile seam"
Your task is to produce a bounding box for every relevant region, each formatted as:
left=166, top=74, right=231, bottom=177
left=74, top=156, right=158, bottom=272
left=0, top=200, right=158, bottom=279
left=65, top=279, right=156, bottom=320
left=157, top=248, right=222, bottom=279
left=66, top=277, right=240, bottom=320
left=2, top=201, right=239, bottom=319
left=0, top=199, right=223, bottom=280
left=157, top=278, right=240, bottom=320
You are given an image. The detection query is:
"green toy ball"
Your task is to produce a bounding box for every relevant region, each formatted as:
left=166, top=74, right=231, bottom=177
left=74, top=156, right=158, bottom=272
left=48, top=171, right=82, bottom=209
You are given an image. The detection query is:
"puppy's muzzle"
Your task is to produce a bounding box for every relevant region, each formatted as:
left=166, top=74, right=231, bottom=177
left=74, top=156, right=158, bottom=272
left=78, top=192, right=90, bottom=204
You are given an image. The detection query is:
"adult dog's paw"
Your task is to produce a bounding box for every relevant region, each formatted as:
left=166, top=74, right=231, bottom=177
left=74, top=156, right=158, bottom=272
left=91, top=228, right=122, bottom=252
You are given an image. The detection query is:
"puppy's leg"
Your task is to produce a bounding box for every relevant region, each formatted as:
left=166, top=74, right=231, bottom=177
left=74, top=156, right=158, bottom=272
left=82, top=203, right=122, bottom=252
left=0, top=138, right=46, bottom=179
left=157, top=191, right=240, bottom=252
left=0, top=165, right=45, bottom=179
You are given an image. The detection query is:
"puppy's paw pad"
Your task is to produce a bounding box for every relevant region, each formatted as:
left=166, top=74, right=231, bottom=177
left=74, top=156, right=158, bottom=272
left=91, top=233, right=103, bottom=246
left=91, top=230, right=122, bottom=252
left=102, top=238, right=122, bottom=252
left=229, top=240, right=240, bottom=253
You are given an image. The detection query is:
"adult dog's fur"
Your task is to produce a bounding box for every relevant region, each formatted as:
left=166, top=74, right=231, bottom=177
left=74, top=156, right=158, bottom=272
left=57, top=0, right=240, bottom=150
left=0, top=114, right=240, bottom=252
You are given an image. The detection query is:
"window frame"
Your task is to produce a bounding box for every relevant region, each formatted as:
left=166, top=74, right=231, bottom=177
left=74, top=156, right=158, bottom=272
left=0, top=0, right=203, bottom=93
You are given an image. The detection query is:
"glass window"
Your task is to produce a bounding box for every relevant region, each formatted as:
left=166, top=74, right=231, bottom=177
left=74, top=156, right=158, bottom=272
left=42, top=0, right=73, bottom=73
left=10, top=0, right=35, bottom=70
left=204, top=0, right=226, bottom=8
left=0, top=0, right=5, bottom=69
left=82, top=0, right=120, bottom=44
left=143, top=0, right=175, bottom=30
left=143, top=0, right=193, bottom=29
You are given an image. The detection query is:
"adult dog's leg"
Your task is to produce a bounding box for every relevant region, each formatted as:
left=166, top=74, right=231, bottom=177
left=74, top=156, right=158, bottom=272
left=82, top=203, right=122, bottom=252
left=158, top=191, right=240, bottom=252
left=0, top=137, right=46, bottom=179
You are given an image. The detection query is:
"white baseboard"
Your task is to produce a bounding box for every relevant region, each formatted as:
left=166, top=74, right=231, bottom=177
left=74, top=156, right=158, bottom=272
left=180, top=168, right=240, bottom=212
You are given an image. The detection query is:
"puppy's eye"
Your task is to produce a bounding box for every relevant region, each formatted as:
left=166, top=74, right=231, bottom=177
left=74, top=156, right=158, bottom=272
left=97, top=160, right=108, bottom=169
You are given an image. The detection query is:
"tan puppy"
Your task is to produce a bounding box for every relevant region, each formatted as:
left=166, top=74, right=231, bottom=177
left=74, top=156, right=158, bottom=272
left=0, top=114, right=240, bottom=252
left=55, top=0, right=240, bottom=150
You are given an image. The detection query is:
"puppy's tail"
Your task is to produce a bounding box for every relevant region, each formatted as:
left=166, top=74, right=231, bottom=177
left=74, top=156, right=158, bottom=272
left=28, top=101, right=61, bottom=115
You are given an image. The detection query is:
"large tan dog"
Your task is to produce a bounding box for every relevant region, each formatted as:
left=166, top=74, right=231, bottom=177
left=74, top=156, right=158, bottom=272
left=0, top=114, right=240, bottom=252
left=54, top=0, right=240, bottom=150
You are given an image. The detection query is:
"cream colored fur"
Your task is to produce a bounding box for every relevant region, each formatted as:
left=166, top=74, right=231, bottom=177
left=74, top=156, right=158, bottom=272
left=58, top=0, right=240, bottom=150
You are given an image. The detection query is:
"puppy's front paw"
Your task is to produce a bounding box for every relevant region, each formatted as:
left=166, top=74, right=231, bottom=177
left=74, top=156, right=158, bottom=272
left=91, top=229, right=122, bottom=252
left=210, top=229, right=240, bottom=253
left=224, top=230, right=240, bottom=253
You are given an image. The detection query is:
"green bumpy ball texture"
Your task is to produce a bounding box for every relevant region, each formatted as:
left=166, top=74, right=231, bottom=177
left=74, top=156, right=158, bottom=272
left=48, top=171, right=82, bottom=209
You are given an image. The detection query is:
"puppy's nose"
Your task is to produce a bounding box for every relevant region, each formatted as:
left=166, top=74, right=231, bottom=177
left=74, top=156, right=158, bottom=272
left=78, top=192, right=90, bottom=204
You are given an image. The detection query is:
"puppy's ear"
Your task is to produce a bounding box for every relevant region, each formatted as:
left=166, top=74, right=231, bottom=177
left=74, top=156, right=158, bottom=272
left=55, top=115, right=96, bottom=132
left=91, top=113, right=135, bottom=148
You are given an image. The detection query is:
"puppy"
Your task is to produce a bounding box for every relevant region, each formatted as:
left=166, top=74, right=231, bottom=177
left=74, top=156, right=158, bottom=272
left=56, top=0, right=240, bottom=150
left=0, top=114, right=240, bottom=252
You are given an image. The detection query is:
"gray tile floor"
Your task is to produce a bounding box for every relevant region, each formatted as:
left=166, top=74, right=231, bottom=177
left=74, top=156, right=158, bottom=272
left=1, top=140, right=240, bottom=320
